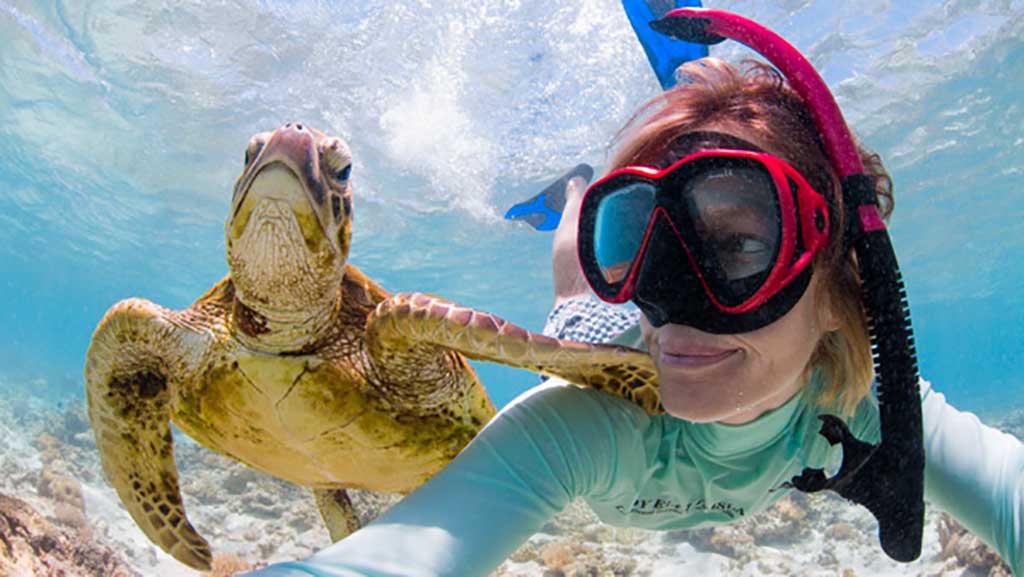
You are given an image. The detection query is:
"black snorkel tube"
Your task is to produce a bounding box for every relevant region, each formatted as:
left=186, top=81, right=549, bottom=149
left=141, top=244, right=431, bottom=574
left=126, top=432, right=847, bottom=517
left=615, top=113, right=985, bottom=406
left=651, top=9, right=924, bottom=562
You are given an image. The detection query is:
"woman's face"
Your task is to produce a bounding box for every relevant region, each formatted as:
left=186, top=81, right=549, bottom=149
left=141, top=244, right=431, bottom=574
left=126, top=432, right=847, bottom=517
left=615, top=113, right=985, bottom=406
left=638, top=122, right=838, bottom=424
left=640, top=276, right=836, bottom=424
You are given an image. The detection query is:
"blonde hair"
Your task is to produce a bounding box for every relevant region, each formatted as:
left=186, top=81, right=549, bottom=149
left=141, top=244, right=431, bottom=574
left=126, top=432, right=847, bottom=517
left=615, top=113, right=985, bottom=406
left=610, top=58, right=894, bottom=416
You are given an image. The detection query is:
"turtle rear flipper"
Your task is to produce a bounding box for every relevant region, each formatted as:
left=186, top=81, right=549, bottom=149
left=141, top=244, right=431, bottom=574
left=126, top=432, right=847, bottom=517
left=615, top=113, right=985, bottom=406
left=367, top=292, right=664, bottom=414
left=312, top=488, right=361, bottom=541
left=85, top=298, right=213, bottom=571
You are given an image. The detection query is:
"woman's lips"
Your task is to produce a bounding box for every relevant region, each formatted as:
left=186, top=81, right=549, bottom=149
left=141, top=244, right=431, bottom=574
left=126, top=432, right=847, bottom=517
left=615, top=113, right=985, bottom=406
left=658, top=346, right=739, bottom=369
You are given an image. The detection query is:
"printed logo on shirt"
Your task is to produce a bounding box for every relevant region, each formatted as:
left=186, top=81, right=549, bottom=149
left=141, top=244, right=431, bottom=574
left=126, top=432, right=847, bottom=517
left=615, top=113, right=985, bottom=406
left=615, top=497, right=745, bottom=520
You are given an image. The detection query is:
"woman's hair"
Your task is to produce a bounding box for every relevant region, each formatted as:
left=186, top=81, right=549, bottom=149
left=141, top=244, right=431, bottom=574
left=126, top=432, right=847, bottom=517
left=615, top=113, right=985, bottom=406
left=609, top=58, right=894, bottom=416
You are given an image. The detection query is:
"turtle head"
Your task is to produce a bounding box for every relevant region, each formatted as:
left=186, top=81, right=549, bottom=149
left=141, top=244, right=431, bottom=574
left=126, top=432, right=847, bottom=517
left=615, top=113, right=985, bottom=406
left=225, top=123, right=353, bottom=320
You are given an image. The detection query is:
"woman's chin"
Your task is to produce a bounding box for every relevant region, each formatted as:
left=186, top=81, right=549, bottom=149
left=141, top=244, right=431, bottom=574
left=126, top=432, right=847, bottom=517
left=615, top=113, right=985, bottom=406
left=660, top=384, right=734, bottom=423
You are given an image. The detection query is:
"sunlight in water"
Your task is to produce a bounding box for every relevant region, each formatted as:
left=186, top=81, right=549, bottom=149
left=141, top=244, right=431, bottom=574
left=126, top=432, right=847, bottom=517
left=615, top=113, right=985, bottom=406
left=0, top=1, right=1022, bottom=574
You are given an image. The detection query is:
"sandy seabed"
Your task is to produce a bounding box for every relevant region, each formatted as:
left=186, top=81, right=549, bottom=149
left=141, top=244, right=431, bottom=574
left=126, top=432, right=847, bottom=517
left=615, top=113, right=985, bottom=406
left=0, top=381, right=1014, bottom=577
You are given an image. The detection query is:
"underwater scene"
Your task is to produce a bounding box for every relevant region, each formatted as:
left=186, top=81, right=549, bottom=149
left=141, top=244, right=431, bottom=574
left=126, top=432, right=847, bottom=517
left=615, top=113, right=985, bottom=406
left=2, top=0, right=1023, bottom=575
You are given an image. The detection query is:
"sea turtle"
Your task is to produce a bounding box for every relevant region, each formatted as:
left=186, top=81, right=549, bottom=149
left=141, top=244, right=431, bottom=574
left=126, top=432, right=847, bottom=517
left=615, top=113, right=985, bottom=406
left=84, top=123, right=660, bottom=570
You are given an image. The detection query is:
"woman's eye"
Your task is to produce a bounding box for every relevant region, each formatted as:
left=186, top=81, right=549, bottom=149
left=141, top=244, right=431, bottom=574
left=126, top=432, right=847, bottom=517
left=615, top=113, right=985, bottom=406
left=715, top=234, right=768, bottom=255
left=736, top=236, right=769, bottom=254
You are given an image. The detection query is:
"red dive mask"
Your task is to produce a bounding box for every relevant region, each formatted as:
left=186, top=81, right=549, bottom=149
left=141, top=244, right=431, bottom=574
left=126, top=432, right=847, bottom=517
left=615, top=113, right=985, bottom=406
left=578, top=135, right=830, bottom=333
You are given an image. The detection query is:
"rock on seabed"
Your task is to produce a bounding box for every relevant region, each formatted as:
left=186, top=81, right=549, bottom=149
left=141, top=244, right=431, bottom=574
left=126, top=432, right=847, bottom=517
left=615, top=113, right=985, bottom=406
left=0, top=492, right=139, bottom=577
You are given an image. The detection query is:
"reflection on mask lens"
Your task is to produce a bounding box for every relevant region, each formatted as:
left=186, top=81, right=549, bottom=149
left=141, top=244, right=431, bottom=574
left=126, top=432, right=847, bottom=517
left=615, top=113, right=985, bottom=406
left=594, top=183, right=657, bottom=283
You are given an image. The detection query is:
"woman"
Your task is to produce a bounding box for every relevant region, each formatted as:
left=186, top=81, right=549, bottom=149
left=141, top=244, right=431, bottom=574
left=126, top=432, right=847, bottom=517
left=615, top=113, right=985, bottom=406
left=245, top=11, right=1023, bottom=577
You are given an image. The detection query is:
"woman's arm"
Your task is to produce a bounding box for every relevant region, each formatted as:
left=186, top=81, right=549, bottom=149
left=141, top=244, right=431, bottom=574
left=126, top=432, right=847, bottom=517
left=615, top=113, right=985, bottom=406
left=921, top=380, right=1024, bottom=574
left=242, top=383, right=639, bottom=577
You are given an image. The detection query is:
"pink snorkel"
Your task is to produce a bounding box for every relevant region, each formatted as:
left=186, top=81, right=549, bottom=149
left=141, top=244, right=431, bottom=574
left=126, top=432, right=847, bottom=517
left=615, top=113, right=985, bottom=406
left=653, top=9, right=924, bottom=562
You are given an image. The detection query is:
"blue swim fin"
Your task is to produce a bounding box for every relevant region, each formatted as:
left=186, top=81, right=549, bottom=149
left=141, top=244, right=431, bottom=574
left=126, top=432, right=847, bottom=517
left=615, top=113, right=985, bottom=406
left=506, top=2, right=706, bottom=232
left=622, top=0, right=708, bottom=89
left=504, top=164, right=594, bottom=231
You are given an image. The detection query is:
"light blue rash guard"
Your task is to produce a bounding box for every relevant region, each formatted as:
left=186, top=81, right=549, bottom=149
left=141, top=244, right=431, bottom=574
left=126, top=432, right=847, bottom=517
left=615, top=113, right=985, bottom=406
left=244, top=371, right=1024, bottom=577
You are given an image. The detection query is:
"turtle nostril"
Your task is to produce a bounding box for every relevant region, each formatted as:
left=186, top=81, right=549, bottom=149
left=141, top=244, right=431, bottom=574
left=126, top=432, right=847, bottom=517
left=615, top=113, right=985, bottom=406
left=295, top=123, right=304, bottom=131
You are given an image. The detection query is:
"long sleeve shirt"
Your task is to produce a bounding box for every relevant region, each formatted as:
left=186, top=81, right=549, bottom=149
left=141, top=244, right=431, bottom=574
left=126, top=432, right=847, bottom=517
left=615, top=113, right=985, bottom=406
left=242, top=376, right=1024, bottom=576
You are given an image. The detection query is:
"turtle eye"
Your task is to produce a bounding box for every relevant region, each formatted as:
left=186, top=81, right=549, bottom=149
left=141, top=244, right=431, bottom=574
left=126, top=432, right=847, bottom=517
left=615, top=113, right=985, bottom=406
left=244, top=141, right=263, bottom=165
left=322, top=138, right=353, bottom=182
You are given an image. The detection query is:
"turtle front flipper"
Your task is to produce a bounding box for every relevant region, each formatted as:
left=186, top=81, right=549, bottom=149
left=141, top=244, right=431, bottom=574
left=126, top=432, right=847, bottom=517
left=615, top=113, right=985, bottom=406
left=84, top=298, right=213, bottom=570
left=367, top=292, right=664, bottom=414
left=312, top=488, right=361, bottom=541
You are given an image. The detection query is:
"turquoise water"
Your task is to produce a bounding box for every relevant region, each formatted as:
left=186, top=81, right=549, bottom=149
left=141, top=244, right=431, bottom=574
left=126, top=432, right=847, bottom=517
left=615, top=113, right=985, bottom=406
left=1, top=1, right=1023, bottom=409
left=2, top=1, right=1024, bottom=574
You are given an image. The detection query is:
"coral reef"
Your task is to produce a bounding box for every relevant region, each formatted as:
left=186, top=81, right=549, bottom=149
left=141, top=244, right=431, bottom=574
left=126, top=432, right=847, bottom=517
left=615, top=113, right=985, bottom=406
left=991, top=408, right=1024, bottom=441
left=203, top=553, right=264, bottom=577
left=0, top=492, right=138, bottom=577
left=37, top=464, right=91, bottom=537
left=536, top=540, right=637, bottom=577
left=0, top=392, right=411, bottom=576
left=937, top=513, right=1011, bottom=577
left=3, top=384, right=1024, bottom=576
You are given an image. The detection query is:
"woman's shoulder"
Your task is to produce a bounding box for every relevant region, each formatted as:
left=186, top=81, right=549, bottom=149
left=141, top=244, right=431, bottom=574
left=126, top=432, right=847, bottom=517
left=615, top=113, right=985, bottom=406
left=504, top=379, right=653, bottom=418
left=491, top=380, right=655, bottom=446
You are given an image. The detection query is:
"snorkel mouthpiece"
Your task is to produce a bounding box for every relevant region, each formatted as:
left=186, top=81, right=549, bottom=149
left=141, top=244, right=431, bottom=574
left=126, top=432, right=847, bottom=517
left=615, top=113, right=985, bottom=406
left=653, top=8, right=925, bottom=562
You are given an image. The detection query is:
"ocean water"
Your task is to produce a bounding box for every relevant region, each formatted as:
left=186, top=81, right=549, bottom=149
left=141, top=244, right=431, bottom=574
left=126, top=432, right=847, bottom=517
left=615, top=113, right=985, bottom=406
left=1, top=0, right=1023, bottom=574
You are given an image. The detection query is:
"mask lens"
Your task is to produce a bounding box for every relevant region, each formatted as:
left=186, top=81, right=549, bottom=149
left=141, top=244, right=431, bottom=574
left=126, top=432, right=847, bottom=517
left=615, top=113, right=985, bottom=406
left=593, top=182, right=657, bottom=284
left=683, top=165, right=781, bottom=304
